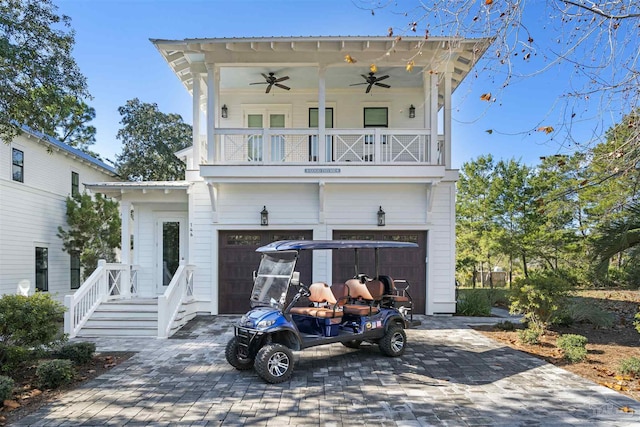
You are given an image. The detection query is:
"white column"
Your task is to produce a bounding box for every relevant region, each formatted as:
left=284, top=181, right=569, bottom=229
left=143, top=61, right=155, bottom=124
left=191, top=70, right=201, bottom=169
left=430, top=73, right=439, bottom=165
left=119, top=201, right=131, bottom=298
left=318, top=65, right=326, bottom=163
left=206, top=63, right=216, bottom=164
left=444, top=70, right=452, bottom=168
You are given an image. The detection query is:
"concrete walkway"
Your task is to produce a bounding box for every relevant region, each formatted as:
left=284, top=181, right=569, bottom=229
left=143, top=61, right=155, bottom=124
left=13, top=315, right=640, bottom=426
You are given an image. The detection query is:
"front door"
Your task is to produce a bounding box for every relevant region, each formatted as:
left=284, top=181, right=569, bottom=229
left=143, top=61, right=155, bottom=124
left=157, top=215, right=186, bottom=295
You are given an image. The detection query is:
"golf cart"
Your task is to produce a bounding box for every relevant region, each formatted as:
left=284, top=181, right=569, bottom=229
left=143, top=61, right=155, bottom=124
left=225, top=240, right=421, bottom=383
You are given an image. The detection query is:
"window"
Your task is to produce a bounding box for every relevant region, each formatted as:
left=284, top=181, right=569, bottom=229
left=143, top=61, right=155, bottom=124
left=12, top=148, right=24, bottom=182
left=247, top=114, right=264, bottom=161
left=364, top=107, right=388, bottom=128
left=71, top=172, right=80, bottom=197
left=70, top=252, right=81, bottom=289
left=35, top=247, right=48, bottom=291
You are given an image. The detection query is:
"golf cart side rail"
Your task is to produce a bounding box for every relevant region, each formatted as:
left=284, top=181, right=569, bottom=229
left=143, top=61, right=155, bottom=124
left=257, top=240, right=419, bottom=252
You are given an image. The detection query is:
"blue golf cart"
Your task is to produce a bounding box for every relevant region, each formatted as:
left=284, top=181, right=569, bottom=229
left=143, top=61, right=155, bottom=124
left=225, top=240, right=420, bottom=383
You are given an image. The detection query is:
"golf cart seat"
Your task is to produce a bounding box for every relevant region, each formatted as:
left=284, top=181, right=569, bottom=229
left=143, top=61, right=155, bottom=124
left=290, top=282, right=343, bottom=318
left=378, top=275, right=412, bottom=305
left=342, top=279, right=380, bottom=315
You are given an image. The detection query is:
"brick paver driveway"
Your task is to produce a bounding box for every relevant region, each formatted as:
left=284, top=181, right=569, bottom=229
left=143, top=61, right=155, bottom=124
left=14, top=316, right=640, bottom=426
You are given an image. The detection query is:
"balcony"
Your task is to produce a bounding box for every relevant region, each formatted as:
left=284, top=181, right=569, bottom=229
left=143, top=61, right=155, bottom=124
left=197, top=128, right=446, bottom=182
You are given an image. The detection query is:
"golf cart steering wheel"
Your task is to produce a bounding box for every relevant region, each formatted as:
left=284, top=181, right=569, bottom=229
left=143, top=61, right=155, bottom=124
left=298, top=282, right=311, bottom=297
left=355, top=273, right=371, bottom=283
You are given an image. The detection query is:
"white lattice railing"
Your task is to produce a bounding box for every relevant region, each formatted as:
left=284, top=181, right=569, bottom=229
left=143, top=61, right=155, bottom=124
left=64, top=260, right=137, bottom=338
left=157, top=261, right=196, bottom=338
left=212, top=128, right=441, bottom=165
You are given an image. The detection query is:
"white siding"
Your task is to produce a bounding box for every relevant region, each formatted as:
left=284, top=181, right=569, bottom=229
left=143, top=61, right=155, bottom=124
left=0, top=133, right=118, bottom=300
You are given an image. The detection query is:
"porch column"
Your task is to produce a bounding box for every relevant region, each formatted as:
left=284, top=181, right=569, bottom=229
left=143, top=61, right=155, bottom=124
left=443, top=69, right=452, bottom=168
left=318, top=65, right=327, bottom=163
left=119, top=201, right=131, bottom=298
left=191, top=69, right=201, bottom=169
left=430, top=73, right=439, bottom=165
left=206, top=62, right=217, bottom=164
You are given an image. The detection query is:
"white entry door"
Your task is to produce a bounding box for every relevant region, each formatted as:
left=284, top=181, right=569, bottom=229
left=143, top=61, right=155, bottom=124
left=156, top=215, right=187, bottom=295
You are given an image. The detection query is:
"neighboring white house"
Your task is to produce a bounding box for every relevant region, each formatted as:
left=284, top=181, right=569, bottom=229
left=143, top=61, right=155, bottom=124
left=70, top=36, right=491, bottom=338
left=0, top=125, right=119, bottom=299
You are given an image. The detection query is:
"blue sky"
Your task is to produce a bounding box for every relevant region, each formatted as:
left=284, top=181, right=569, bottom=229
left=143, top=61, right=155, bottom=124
left=55, top=0, right=613, bottom=169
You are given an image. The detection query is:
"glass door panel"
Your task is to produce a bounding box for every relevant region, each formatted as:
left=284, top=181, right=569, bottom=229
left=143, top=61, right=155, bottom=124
left=247, top=114, right=263, bottom=161
left=162, top=221, right=180, bottom=287
left=270, top=114, right=286, bottom=162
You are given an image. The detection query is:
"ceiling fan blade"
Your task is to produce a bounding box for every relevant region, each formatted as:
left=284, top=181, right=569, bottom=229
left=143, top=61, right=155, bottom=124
left=375, top=83, right=390, bottom=88
left=366, top=83, right=373, bottom=94
left=250, top=82, right=269, bottom=85
left=261, top=73, right=269, bottom=80
left=275, top=83, right=290, bottom=90
left=275, top=76, right=289, bottom=82
left=266, top=84, right=273, bottom=94
left=375, top=75, right=390, bottom=82
left=349, top=82, right=367, bottom=86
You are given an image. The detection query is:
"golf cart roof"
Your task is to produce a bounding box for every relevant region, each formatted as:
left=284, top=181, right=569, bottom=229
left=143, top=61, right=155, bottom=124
left=256, top=240, right=418, bottom=253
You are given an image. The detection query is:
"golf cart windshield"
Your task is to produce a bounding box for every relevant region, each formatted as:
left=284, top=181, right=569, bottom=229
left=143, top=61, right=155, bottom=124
left=250, top=252, right=297, bottom=309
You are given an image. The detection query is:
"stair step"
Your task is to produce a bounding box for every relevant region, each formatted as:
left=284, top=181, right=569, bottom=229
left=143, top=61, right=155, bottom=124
left=85, top=318, right=157, bottom=328
left=95, top=304, right=158, bottom=313
left=76, top=327, right=157, bottom=337
left=91, top=310, right=157, bottom=319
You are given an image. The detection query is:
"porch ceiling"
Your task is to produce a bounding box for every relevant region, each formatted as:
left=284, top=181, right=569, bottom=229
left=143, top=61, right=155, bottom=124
left=84, top=181, right=190, bottom=199
left=152, top=36, right=492, bottom=96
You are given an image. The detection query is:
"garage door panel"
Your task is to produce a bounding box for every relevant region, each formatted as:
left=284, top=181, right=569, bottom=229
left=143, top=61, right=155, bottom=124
left=332, top=230, right=426, bottom=314
left=219, top=230, right=313, bottom=314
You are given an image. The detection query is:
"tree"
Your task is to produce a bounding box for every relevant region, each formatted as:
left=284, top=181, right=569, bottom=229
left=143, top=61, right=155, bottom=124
left=115, top=98, right=192, bottom=181
left=21, top=89, right=99, bottom=158
left=0, top=0, right=89, bottom=143
left=57, top=193, right=121, bottom=279
left=356, top=1, right=640, bottom=171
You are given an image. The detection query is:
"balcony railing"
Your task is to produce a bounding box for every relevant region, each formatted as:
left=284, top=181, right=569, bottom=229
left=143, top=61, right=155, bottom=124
left=202, top=128, right=444, bottom=165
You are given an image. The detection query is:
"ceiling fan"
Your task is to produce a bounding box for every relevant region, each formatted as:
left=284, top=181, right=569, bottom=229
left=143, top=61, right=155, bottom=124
left=350, top=72, right=390, bottom=93
left=250, top=72, right=290, bottom=93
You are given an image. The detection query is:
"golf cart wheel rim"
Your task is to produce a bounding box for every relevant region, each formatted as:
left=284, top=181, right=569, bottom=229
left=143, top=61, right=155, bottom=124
left=267, top=351, right=290, bottom=377
left=391, top=332, right=405, bottom=353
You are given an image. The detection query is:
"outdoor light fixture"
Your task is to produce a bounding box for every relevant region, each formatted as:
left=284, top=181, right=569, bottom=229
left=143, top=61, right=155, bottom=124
left=260, top=206, right=269, bottom=226
left=221, top=104, right=228, bottom=118
left=409, top=104, right=415, bottom=119
left=377, top=206, right=385, bottom=226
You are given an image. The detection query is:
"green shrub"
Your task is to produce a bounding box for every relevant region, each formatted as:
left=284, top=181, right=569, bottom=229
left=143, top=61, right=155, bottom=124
left=456, top=289, right=491, bottom=316
left=509, top=270, right=573, bottom=330
left=0, top=344, right=34, bottom=373
left=518, top=326, right=542, bottom=345
left=555, top=299, right=614, bottom=328
left=634, top=311, right=640, bottom=335
left=0, top=375, right=14, bottom=401
left=619, top=356, right=640, bottom=377
left=557, top=334, right=588, bottom=363
left=494, top=321, right=516, bottom=331
left=36, top=359, right=75, bottom=389
left=0, top=293, right=66, bottom=348
left=57, top=342, right=96, bottom=364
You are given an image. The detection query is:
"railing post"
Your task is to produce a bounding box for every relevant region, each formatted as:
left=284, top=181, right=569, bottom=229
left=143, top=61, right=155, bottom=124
left=263, top=129, right=271, bottom=163
left=64, top=294, right=73, bottom=336
left=157, top=295, right=168, bottom=339
left=374, top=128, right=382, bottom=164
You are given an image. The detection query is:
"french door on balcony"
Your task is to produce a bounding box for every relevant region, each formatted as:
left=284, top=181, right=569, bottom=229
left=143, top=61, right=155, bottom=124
left=308, top=107, right=334, bottom=161
left=246, top=108, right=289, bottom=162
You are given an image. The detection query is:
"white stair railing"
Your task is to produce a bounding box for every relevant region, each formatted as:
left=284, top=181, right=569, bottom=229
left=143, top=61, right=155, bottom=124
left=64, top=260, right=133, bottom=338
left=157, top=261, right=196, bottom=338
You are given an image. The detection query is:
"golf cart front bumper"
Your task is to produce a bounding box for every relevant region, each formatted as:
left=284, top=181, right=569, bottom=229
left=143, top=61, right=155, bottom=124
left=234, top=326, right=264, bottom=359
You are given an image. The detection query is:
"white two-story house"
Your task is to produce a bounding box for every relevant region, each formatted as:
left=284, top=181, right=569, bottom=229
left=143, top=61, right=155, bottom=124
left=69, top=36, right=491, bottom=338
left=0, top=125, right=119, bottom=299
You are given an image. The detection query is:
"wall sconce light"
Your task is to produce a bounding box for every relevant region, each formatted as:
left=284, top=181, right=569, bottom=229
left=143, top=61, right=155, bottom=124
left=377, top=206, right=385, bottom=227
left=409, top=104, right=415, bottom=119
left=221, top=104, right=228, bottom=118
left=260, top=206, right=269, bottom=226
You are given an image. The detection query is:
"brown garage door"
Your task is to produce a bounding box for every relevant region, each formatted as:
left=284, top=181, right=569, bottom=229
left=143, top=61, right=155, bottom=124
left=218, top=230, right=313, bottom=314
left=332, top=231, right=427, bottom=314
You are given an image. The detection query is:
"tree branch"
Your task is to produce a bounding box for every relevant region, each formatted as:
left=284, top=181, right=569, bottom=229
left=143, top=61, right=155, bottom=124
left=561, top=0, right=640, bottom=19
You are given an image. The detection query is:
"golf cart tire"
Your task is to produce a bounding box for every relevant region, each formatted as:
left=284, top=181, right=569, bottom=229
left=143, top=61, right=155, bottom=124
left=254, top=343, right=295, bottom=384
left=225, top=337, right=254, bottom=371
left=379, top=325, right=407, bottom=357
left=341, top=340, right=363, bottom=349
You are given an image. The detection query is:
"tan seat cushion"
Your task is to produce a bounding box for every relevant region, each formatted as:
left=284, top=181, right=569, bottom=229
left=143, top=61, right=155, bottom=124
left=343, top=304, right=379, bottom=316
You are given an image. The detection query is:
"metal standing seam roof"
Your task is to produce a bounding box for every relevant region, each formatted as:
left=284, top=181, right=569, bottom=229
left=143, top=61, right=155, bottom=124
left=20, top=124, right=117, bottom=176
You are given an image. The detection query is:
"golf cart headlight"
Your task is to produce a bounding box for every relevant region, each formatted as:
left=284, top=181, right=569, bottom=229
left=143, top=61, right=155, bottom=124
left=257, top=319, right=275, bottom=328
